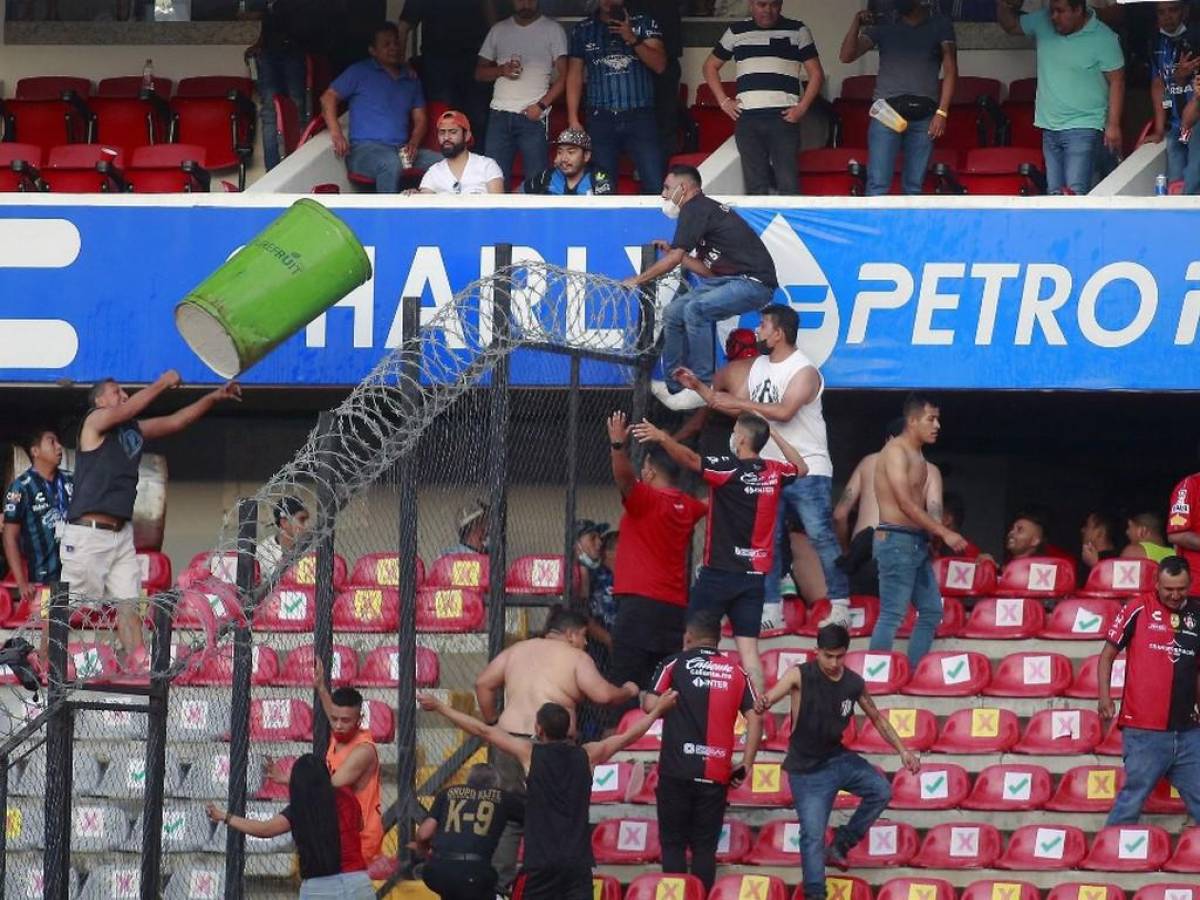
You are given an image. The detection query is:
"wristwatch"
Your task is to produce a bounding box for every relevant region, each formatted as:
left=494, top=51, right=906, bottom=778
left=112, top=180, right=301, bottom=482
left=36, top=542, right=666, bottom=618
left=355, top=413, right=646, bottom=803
left=537, top=100, right=549, bottom=112
left=610, top=441, right=624, bottom=450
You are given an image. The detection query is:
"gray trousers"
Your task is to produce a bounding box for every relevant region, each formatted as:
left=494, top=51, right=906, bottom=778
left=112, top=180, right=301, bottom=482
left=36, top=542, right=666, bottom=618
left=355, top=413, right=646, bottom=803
left=491, top=740, right=529, bottom=892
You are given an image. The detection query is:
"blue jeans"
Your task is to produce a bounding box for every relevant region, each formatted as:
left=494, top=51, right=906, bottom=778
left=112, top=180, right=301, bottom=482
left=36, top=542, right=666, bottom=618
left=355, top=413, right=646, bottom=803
left=1042, top=128, right=1101, bottom=195
left=486, top=109, right=549, bottom=187
left=1164, top=125, right=1200, bottom=194
left=587, top=107, right=663, bottom=194
left=788, top=753, right=891, bottom=900
left=661, top=276, right=774, bottom=385
left=869, top=527, right=942, bottom=665
left=298, top=871, right=375, bottom=899
left=256, top=47, right=307, bottom=171
left=346, top=142, right=440, bottom=192
left=1107, top=726, right=1200, bottom=825
left=766, top=475, right=849, bottom=604
left=866, top=116, right=934, bottom=196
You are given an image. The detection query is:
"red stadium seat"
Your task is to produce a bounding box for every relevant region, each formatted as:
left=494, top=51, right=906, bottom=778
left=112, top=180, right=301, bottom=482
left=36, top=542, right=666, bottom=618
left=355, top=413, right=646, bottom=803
left=505, top=555, right=578, bottom=595
left=191, top=644, right=279, bottom=686
left=694, top=82, right=738, bottom=107
left=717, top=819, right=753, bottom=864
left=1165, top=827, right=1200, bottom=872
left=844, top=821, right=918, bottom=867
left=1008, top=78, right=1037, bottom=103
left=983, top=652, right=1072, bottom=697
left=1144, top=779, right=1187, bottom=814
left=800, top=596, right=878, bottom=637
left=253, top=586, right=315, bottom=631
left=936, top=147, right=1047, bottom=196
left=840, top=75, right=877, bottom=101
left=349, top=553, right=425, bottom=588
left=844, top=651, right=910, bottom=695
left=690, top=105, right=735, bottom=152
left=897, top=596, right=965, bottom=639
left=902, top=651, right=991, bottom=696
left=175, top=76, right=254, bottom=99
left=962, top=764, right=1053, bottom=812
left=746, top=820, right=802, bottom=866
left=1013, top=708, right=1101, bottom=755
left=0, top=143, right=43, bottom=192
left=592, top=875, right=621, bottom=900
left=1046, top=766, right=1124, bottom=813
left=961, top=881, right=1040, bottom=900
left=590, top=761, right=642, bottom=804
left=1065, top=654, right=1125, bottom=699
left=332, top=587, right=400, bottom=632
left=616, top=708, right=664, bottom=750
left=727, top=762, right=793, bottom=807
left=997, top=557, right=1076, bottom=598
left=360, top=699, right=395, bottom=743
left=96, top=75, right=173, bottom=98
left=86, top=96, right=167, bottom=150
left=932, top=708, right=1019, bottom=754
left=1078, top=558, right=1158, bottom=599
left=873, top=881, right=953, bottom=900
left=1, top=97, right=89, bottom=153
left=760, top=648, right=811, bottom=690
left=277, top=644, right=358, bottom=687
left=913, top=824, right=1002, bottom=869
left=425, top=553, right=490, bottom=590
left=998, top=824, right=1088, bottom=870
left=273, top=93, right=303, bottom=159
left=358, top=645, right=439, bottom=688
left=1041, top=599, right=1122, bottom=641
left=846, top=706, right=937, bottom=753
left=590, top=818, right=660, bottom=864
left=711, top=874, right=788, bottom=900
left=279, top=552, right=348, bottom=590
left=832, top=77, right=873, bottom=148
left=936, top=556, right=998, bottom=597
left=176, top=580, right=244, bottom=629
left=1047, top=887, right=1124, bottom=900
left=16, top=76, right=92, bottom=100
left=125, top=143, right=211, bottom=193
left=415, top=588, right=484, bottom=632
left=169, top=93, right=256, bottom=190
left=817, top=877, right=873, bottom=900
left=66, top=642, right=120, bottom=682
left=1133, top=886, right=1200, bottom=900
left=889, top=763, right=970, bottom=810
left=247, top=698, right=313, bottom=742
left=623, top=873, right=705, bottom=900
left=1096, top=723, right=1123, bottom=757
left=39, top=143, right=126, bottom=193
left=184, top=550, right=250, bottom=585
left=797, top=147, right=866, bottom=197
left=734, top=709, right=775, bottom=751
left=1082, top=825, right=1172, bottom=872
left=961, top=597, right=1045, bottom=640
left=136, top=551, right=172, bottom=593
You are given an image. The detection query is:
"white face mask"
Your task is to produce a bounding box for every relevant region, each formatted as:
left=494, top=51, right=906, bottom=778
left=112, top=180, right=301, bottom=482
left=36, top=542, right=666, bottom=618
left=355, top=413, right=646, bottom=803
left=1162, top=23, right=1188, bottom=38
left=729, top=433, right=739, bottom=456
left=661, top=185, right=682, bottom=219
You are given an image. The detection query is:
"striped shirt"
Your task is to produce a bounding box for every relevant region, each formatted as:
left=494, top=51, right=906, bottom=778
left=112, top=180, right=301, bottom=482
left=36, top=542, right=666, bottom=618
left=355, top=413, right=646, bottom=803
left=569, top=14, right=662, bottom=112
left=713, top=16, right=819, bottom=114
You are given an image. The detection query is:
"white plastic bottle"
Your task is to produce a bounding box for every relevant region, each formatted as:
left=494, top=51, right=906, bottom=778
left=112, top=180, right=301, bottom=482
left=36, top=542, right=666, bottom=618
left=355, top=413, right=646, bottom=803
left=142, top=59, right=155, bottom=93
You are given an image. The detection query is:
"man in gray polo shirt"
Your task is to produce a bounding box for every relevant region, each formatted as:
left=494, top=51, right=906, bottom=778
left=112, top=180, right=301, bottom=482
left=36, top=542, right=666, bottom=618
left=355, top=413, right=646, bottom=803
left=839, top=2, right=957, bottom=196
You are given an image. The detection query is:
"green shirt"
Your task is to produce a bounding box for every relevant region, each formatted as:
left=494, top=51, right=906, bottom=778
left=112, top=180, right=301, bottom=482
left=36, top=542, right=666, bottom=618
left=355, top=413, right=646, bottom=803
left=1140, top=541, right=1174, bottom=563
left=1021, top=9, right=1124, bottom=132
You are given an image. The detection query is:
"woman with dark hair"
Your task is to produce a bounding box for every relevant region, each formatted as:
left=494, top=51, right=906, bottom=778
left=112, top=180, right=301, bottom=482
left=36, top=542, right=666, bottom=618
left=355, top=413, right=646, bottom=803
left=206, top=753, right=374, bottom=899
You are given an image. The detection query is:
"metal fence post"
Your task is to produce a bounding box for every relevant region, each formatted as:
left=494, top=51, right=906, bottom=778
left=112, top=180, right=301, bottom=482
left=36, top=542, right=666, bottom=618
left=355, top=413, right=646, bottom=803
left=561, top=354, right=581, bottom=610
left=312, top=411, right=339, bottom=757
left=140, top=592, right=176, bottom=900
left=394, top=294, right=423, bottom=860
left=0, top=750, right=8, bottom=899
left=486, top=244, right=514, bottom=664
left=44, top=581, right=74, bottom=900
left=224, top=500, right=257, bottom=900
left=630, top=244, right=659, bottom=470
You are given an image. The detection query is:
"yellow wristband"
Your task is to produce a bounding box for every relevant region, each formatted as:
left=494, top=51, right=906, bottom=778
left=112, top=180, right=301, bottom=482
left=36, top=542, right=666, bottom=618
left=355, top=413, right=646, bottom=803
left=935, top=109, right=949, bottom=118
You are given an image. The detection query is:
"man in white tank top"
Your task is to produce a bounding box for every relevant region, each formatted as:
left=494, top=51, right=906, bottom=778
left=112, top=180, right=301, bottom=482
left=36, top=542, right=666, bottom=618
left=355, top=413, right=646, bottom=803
left=679, top=304, right=849, bottom=629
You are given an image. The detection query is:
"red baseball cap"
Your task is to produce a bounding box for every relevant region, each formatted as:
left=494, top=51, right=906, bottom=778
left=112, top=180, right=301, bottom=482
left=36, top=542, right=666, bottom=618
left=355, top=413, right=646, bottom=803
left=438, top=109, right=473, bottom=136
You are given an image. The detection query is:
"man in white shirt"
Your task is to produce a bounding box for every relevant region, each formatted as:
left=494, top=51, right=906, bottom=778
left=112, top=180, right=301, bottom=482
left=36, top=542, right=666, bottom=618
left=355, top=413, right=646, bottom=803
left=476, top=0, right=568, bottom=186
left=416, top=109, right=507, bottom=194
left=256, top=497, right=310, bottom=576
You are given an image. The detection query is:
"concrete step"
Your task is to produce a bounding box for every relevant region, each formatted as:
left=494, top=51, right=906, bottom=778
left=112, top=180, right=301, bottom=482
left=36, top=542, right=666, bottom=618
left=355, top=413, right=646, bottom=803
left=745, top=635, right=1105, bottom=663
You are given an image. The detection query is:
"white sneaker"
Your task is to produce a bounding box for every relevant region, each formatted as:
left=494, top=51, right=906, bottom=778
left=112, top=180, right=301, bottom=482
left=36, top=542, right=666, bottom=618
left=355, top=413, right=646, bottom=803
left=650, top=380, right=705, bottom=411
left=760, top=601, right=783, bottom=634
left=820, top=602, right=853, bottom=629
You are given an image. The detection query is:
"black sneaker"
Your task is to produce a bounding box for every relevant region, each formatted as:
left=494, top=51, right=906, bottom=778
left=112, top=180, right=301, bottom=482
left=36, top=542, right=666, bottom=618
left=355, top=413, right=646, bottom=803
left=826, top=841, right=850, bottom=871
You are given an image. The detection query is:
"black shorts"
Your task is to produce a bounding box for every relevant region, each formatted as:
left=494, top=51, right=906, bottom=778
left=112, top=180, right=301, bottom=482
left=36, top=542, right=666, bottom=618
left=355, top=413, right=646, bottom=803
left=688, top=566, right=765, bottom=638
left=518, top=866, right=593, bottom=900
left=423, top=859, right=496, bottom=900
left=609, top=594, right=687, bottom=691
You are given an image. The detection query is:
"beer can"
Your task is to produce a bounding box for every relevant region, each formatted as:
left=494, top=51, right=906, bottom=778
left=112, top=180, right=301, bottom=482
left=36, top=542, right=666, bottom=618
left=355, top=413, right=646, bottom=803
left=398, top=146, right=413, bottom=169
left=1156, top=174, right=1169, bottom=196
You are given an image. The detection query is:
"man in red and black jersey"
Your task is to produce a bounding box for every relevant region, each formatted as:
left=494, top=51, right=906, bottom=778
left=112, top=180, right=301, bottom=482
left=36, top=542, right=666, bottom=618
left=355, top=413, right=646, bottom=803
left=632, top=411, right=807, bottom=692
left=1099, top=555, right=1200, bottom=825
left=643, top=611, right=760, bottom=892
left=1167, top=460, right=1200, bottom=593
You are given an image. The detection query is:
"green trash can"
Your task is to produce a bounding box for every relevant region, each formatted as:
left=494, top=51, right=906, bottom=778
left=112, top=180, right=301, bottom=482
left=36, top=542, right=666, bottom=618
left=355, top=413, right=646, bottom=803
left=175, top=199, right=372, bottom=378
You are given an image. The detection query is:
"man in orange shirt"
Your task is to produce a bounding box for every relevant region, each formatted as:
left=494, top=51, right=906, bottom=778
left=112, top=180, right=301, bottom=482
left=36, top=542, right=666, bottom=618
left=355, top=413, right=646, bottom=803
left=315, top=658, right=383, bottom=862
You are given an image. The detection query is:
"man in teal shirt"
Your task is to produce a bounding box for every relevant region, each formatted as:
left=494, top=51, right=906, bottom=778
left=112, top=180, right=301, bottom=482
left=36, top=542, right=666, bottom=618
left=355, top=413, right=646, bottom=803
left=998, top=0, right=1125, bottom=195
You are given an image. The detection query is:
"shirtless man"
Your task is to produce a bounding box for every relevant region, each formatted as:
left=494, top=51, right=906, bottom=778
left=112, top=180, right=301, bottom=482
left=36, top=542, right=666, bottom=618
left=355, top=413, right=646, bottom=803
left=474, top=606, right=638, bottom=890
left=867, top=394, right=965, bottom=666
left=834, top=418, right=941, bottom=595
left=673, top=328, right=759, bottom=458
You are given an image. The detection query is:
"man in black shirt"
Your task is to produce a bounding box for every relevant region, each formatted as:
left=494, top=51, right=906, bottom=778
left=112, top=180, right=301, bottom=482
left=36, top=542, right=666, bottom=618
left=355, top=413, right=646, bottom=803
left=622, top=164, right=778, bottom=411
left=630, top=0, right=685, bottom=163
left=755, top=624, right=920, bottom=900
left=413, top=763, right=524, bottom=899
left=644, top=610, right=760, bottom=891
left=419, top=689, right=677, bottom=900
left=521, top=128, right=616, bottom=195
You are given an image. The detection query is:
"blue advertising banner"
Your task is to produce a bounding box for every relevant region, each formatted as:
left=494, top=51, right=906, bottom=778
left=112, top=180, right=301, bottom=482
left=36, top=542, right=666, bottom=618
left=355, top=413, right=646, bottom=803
left=2, top=196, right=1198, bottom=391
